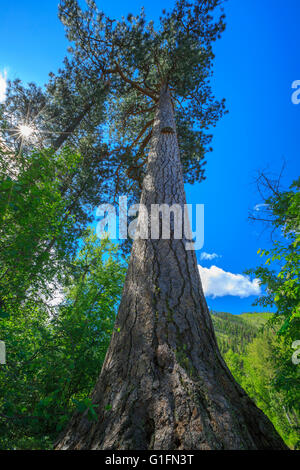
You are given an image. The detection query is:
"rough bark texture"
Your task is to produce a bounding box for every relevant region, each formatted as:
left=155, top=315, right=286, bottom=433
left=55, top=87, right=287, bottom=450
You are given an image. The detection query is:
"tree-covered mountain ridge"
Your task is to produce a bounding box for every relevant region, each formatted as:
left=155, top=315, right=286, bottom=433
left=211, top=310, right=272, bottom=355
left=211, top=311, right=299, bottom=449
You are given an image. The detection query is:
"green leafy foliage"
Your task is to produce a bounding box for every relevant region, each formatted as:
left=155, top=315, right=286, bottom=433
left=0, top=231, right=125, bottom=450
left=247, top=178, right=300, bottom=340
left=242, top=177, right=300, bottom=447
left=212, top=311, right=300, bottom=449
left=0, top=147, right=82, bottom=312
left=0, top=145, right=126, bottom=449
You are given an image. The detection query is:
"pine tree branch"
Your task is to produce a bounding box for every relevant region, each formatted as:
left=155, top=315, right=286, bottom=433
left=114, top=64, right=158, bottom=101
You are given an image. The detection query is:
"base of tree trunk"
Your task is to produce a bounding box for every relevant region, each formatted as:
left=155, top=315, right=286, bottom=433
left=55, top=241, right=287, bottom=450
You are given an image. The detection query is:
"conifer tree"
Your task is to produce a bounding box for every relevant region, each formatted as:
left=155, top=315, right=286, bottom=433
left=55, top=0, right=287, bottom=449
left=0, top=65, right=117, bottom=219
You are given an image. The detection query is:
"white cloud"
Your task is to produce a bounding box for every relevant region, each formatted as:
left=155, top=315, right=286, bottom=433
left=200, top=252, right=221, bottom=261
left=198, top=265, right=261, bottom=299
left=0, top=70, right=7, bottom=103
left=254, top=203, right=269, bottom=212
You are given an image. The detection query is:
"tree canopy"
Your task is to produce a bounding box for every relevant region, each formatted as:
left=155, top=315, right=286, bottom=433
left=58, top=0, right=227, bottom=189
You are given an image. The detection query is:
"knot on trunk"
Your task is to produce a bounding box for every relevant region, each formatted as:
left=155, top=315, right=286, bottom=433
left=160, top=126, right=175, bottom=134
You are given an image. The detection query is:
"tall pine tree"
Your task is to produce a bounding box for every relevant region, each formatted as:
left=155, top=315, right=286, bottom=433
left=55, top=0, right=287, bottom=449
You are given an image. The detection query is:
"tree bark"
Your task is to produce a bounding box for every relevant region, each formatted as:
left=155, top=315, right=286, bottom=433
left=55, top=86, right=287, bottom=450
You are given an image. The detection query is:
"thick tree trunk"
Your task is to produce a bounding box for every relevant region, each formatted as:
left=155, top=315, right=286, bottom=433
left=55, top=86, right=287, bottom=450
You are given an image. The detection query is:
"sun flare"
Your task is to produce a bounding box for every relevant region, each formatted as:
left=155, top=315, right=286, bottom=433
left=18, top=124, right=34, bottom=138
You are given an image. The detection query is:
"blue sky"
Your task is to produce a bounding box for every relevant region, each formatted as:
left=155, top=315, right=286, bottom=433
left=0, top=0, right=299, bottom=314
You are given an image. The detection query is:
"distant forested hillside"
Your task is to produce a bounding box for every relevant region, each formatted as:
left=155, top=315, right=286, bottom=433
left=212, top=311, right=300, bottom=449
left=211, top=311, right=271, bottom=355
